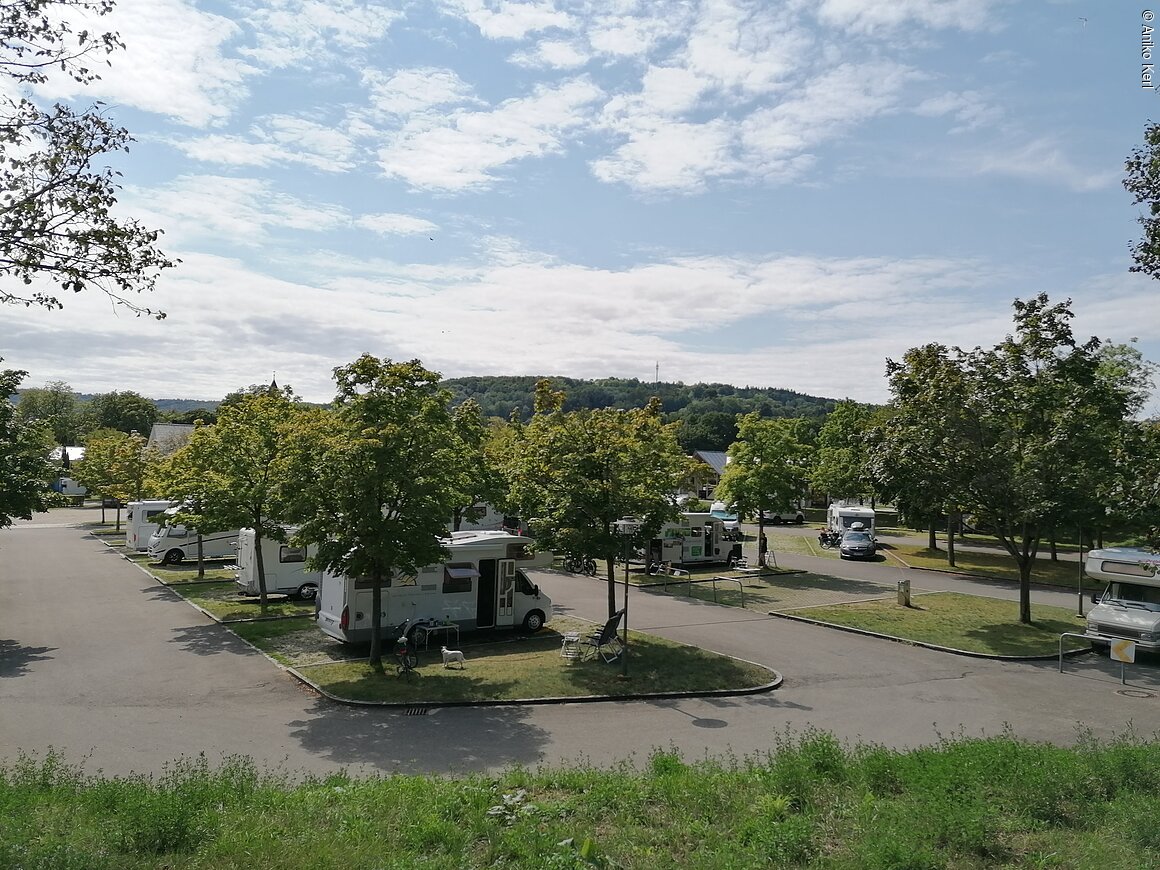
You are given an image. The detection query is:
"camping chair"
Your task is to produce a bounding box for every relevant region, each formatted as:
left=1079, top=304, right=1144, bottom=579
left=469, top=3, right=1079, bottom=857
left=579, top=609, right=625, bottom=663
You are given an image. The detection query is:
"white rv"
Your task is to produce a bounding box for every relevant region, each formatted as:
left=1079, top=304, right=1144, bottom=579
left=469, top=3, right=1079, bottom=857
left=316, top=530, right=554, bottom=644
left=126, top=500, right=173, bottom=551
left=646, top=512, right=743, bottom=568
left=234, top=528, right=322, bottom=600
left=827, top=503, right=877, bottom=538
left=1084, top=547, right=1160, bottom=651
left=147, top=507, right=240, bottom=565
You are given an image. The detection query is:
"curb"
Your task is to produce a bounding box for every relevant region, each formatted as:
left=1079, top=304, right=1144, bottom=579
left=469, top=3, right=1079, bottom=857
left=769, top=610, right=1094, bottom=661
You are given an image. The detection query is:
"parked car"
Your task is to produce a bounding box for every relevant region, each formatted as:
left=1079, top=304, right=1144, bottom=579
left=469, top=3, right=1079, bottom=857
left=839, top=530, right=877, bottom=560
left=760, top=509, right=806, bottom=525
left=709, top=501, right=743, bottom=541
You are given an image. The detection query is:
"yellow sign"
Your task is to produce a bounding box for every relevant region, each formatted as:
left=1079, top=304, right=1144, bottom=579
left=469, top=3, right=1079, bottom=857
left=1110, top=639, right=1137, bottom=664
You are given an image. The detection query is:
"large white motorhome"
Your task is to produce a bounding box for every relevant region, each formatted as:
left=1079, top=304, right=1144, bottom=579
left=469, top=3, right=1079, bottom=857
left=827, top=503, right=877, bottom=538
left=1084, top=547, right=1160, bottom=651
left=147, top=506, right=240, bottom=565
left=316, top=530, right=554, bottom=644
left=234, top=528, right=322, bottom=600
left=126, top=499, right=173, bottom=551
left=646, top=512, right=743, bottom=568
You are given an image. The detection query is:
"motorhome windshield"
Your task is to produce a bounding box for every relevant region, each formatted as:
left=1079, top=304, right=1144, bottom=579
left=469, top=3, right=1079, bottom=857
left=1105, top=582, right=1160, bottom=610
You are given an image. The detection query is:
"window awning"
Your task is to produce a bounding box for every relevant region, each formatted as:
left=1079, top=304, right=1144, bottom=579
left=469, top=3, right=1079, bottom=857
left=446, top=566, right=480, bottom=580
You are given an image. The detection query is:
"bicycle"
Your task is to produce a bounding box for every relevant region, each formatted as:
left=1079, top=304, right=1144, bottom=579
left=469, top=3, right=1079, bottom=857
left=392, top=619, right=418, bottom=674
left=818, top=530, right=841, bottom=550
left=563, top=554, right=598, bottom=575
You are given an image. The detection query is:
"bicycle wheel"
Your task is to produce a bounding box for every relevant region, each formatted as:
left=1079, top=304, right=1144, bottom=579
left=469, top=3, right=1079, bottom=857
left=582, top=558, right=597, bottom=575
left=397, top=651, right=418, bottom=672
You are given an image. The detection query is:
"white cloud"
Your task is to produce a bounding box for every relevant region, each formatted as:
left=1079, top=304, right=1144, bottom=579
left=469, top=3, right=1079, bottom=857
left=966, top=138, right=1118, bottom=192
left=237, top=0, right=403, bottom=68
left=812, top=0, right=1001, bottom=35
left=438, top=0, right=574, bottom=40
left=171, top=116, right=357, bottom=171
left=377, top=77, right=604, bottom=190
left=355, top=213, right=440, bottom=236
left=363, top=68, right=479, bottom=117
left=510, top=39, right=591, bottom=69
left=913, top=90, right=1001, bottom=132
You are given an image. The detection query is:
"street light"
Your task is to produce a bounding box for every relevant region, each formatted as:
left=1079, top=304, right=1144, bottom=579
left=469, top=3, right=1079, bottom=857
left=614, top=517, right=639, bottom=678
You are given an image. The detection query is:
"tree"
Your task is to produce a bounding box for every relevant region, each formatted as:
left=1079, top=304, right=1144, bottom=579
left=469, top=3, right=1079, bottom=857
left=0, top=363, right=57, bottom=529
left=1124, top=121, right=1160, bottom=281
left=15, top=380, right=80, bottom=452
left=285, top=356, right=470, bottom=668
left=810, top=400, right=877, bottom=504
left=74, top=428, right=158, bottom=529
left=878, top=295, right=1151, bottom=624
left=505, top=380, right=693, bottom=618
left=84, top=390, right=157, bottom=435
left=448, top=400, right=508, bottom=532
left=1, top=0, right=176, bottom=315
left=715, top=414, right=810, bottom=564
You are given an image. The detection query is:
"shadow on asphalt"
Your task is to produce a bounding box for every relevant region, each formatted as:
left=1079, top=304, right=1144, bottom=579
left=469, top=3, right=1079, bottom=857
left=0, top=639, right=55, bottom=677
left=761, top=574, right=892, bottom=596
left=167, top=623, right=258, bottom=657
left=1025, top=650, right=1160, bottom=692
left=286, top=698, right=551, bottom=774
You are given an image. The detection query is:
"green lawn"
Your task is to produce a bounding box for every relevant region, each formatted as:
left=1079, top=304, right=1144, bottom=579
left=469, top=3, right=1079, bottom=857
left=124, top=551, right=237, bottom=584
left=792, top=591, right=1089, bottom=656
left=234, top=615, right=775, bottom=703
left=890, top=543, right=1102, bottom=590
left=167, top=581, right=317, bottom=621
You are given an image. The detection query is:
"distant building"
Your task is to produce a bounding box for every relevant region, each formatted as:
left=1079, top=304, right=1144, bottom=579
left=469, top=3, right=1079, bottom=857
left=146, top=423, right=195, bottom=455
left=49, top=445, right=86, bottom=467
left=691, top=450, right=729, bottom=497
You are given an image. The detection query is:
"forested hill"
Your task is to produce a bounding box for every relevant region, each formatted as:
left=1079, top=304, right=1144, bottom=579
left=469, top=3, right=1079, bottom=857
left=442, top=376, right=838, bottom=422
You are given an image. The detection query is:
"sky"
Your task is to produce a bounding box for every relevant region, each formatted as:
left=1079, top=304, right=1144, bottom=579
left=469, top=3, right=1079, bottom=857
left=3, top=0, right=1160, bottom=412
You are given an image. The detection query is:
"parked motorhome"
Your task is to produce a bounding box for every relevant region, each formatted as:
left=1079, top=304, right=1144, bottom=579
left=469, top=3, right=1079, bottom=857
left=316, top=530, right=554, bottom=644
left=234, top=528, right=322, bottom=600
left=126, top=500, right=173, bottom=551
left=447, top=502, right=525, bottom=535
left=147, top=506, right=240, bottom=565
left=1084, top=547, right=1160, bottom=651
left=827, top=503, right=877, bottom=538
left=647, top=512, right=743, bottom=568
left=51, top=476, right=86, bottom=500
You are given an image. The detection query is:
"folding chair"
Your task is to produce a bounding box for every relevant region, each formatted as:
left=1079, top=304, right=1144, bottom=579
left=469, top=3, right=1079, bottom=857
left=580, top=609, right=625, bottom=663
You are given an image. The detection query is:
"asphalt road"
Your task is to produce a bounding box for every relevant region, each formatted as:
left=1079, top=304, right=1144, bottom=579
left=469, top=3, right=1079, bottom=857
left=2, top=507, right=1159, bottom=781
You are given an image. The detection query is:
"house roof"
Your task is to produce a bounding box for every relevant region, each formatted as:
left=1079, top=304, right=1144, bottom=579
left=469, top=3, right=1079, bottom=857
left=147, top=423, right=195, bottom=453
left=693, top=450, right=729, bottom=476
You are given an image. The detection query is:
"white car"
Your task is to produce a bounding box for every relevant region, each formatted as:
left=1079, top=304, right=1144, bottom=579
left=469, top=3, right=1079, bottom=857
left=760, top=509, right=806, bottom=525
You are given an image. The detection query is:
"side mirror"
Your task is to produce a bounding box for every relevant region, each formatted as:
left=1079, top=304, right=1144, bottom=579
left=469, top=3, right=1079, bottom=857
left=534, top=584, right=540, bottom=598
left=1090, top=592, right=1098, bottom=604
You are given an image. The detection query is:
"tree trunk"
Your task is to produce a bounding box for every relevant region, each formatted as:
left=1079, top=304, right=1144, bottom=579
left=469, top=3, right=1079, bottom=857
left=1018, top=555, right=1033, bottom=624
left=197, top=534, right=205, bottom=579
left=369, top=567, right=384, bottom=669
left=114, top=505, right=122, bottom=532
left=947, top=512, right=956, bottom=568
left=928, top=514, right=937, bottom=550
left=1049, top=530, right=1057, bottom=561
left=254, top=522, right=269, bottom=616
left=607, top=561, right=618, bottom=619
left=757, top=516, right=767, bottom=568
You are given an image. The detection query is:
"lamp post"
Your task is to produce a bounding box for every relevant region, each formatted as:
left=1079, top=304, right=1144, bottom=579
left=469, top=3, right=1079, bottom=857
left=614, top=518, right=638, bottom=678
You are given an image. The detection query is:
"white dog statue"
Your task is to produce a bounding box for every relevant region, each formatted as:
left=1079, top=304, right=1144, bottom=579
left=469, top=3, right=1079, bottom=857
left=441, top=646, right=466, bottom=669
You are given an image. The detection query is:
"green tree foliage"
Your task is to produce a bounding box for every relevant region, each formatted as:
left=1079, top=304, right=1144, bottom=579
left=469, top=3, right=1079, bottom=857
left=83, top=390, right=157, bottom=435
left=810, top=400, right=878, bottom=503
left=285, top=356, right=470, bottom=668
left=448, top=400, right=509, bottom=531
left=0, top=364, right=56, bottom=529
left=1124, top=120, right=1160, bottom=281
left=505, top=380, right=693, bottom=617
left=675, top=410, right=737, bottom=452
left=15, top=380, right=80, bottom=451
left=1, top=0, right=176, bottom=315
left=715, top=414, right=810, bottom=555
left=74, top=428, right=157, bottom=528
left=876, top=295, right=1152, bottom=624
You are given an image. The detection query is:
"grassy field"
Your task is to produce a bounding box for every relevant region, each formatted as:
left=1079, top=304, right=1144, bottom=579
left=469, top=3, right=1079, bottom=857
left=167, top=581, right=317, bottom=621
left=792, top=592, right=1089, bottom=656
left=890, top=543, right=1102, bottom=591
left=233, top=615, right=775, bottom=703
left=4, top=730, right=1159, bottom=868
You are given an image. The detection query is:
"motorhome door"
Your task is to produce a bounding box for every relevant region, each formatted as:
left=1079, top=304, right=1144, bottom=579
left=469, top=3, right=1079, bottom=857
left=495, top=560, right=516, bottom=627
left=476, top=559, right=497, bottom=628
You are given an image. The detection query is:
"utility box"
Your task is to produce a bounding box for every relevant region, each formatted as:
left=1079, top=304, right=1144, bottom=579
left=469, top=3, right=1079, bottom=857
left=897, top=578, right=911, bottom=607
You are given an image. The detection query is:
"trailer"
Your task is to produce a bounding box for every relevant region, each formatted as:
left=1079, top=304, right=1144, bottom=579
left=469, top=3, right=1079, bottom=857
left=827, top=503, right=877, bottom=538
left=646, top=512, right=742, bottom=568
left=1084, top=547, right=1160, bottom=651
left=234, top=527, right=322, bottom=600
left=126, top=500, right=173, bottom=551
left=315, top=530, right=554, bottom=644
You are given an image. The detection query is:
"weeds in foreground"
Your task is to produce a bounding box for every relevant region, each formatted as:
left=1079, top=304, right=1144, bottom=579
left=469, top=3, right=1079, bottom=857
left=3, top=730, right=1160, bottom=868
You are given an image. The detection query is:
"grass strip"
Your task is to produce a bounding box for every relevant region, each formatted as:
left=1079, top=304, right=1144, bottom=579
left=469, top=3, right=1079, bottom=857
left=167, top=581, right=317, bottom=621
left=4, top=730, right=1160, bottom=869
left=892, top=543, right=1102, bottom=590
left=792, top=591, right=1089, bottom=656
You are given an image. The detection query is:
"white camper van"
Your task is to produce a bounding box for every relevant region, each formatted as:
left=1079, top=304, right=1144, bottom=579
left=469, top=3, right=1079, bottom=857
left=647, top=512, right=743, bottom=568
left=316, top=530, right=554, bottom=644
left=234, top=528, right=322, bottom=600
left=147, top=506, right=240, bottom=565
left=827, top=503, right=877, bottom=538
left=126, top=500, right=173, bottom=551
left=1084, top=547, right=1160, bottom=651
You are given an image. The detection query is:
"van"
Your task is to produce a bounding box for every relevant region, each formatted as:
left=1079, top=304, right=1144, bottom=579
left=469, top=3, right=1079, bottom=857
left=147, top=506, right=240, bottom=565
left=1084, top=547, right=1160, bottom=650
left=827, top=503, right=876, bottom=538
left=126, top=500, right=173, bottom=551
left=647, top=512, right=743, bottom=567
left=316, top=530, right=554, bottom=644
left=234, top=527, right=322, bottom=600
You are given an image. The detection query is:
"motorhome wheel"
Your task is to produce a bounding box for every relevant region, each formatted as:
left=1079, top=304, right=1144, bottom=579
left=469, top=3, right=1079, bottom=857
left=522, top=610, right=545, bottom=632
left=161, top=549, right=184, bottom=566
left=296, top=582, right=318, bottom=601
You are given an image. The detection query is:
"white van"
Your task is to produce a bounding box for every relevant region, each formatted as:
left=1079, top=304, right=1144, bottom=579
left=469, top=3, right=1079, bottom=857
left=827, top=503, right=876, bottom=538
left=1084, top=547, right=1160, bottom=651
left=234, top=528, right=322, bottom=600
left=126, top=500, right=173, bottom=551
left=316, top=531, right=553, bottom=644
left=147, top=508, right=240, bottom=566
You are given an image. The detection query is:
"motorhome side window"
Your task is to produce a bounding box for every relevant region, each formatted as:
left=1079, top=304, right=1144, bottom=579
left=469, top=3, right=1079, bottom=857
left=353, top=574, right=393, bottom=589
left=279, top=545, right=307, bottom=564
left=506, top=543, right=531, bottom=560
left=690, top=527, right=703, bottom=538
left=1100, top=560, right=1156, bottom=578
left=443, top=563, right=475, bottom=594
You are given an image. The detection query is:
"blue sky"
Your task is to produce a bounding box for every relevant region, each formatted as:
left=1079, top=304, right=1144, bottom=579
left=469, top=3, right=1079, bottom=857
left=5, top=0, right=1160, bottom=412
